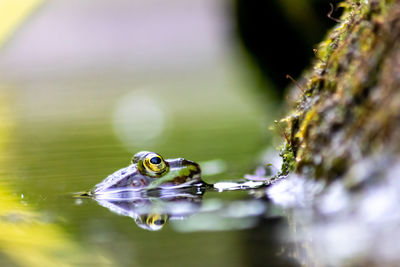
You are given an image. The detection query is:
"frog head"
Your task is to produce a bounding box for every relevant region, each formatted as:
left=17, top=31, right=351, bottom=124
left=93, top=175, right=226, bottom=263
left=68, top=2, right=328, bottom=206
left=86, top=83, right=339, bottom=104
left=92, top=151, right=202, bottom=194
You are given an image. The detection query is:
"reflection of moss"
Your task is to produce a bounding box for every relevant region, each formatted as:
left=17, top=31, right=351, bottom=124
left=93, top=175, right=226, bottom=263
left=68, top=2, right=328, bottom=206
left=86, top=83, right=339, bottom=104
left=278, top=0, right=400, bottom=182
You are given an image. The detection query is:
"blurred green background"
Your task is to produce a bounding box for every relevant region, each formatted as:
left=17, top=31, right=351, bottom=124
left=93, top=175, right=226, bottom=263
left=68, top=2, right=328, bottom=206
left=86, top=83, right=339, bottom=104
left=0, top=0, right=337, bottom=266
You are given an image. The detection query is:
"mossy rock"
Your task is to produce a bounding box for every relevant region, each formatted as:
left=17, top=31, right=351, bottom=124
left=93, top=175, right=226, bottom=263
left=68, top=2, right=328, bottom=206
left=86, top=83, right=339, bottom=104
left=280, top=0, right=400, bottom=185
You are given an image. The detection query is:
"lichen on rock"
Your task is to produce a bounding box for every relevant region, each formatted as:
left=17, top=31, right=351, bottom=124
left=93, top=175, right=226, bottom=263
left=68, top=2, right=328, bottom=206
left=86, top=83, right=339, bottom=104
left=280, top=0, right=400, bottom=185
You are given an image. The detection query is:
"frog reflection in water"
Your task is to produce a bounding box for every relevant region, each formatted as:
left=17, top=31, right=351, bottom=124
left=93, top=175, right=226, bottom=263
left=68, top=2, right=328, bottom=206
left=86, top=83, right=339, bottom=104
left=95, top=193, right=203, bottom=231
left=87, top=151, right=267, bottom=231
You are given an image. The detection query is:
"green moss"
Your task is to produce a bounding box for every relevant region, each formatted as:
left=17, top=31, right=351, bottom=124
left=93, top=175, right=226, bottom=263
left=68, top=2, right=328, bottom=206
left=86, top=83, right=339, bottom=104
left=278, top=0, right=400, bottom=182
left=280, top=144, right=296, bottom=175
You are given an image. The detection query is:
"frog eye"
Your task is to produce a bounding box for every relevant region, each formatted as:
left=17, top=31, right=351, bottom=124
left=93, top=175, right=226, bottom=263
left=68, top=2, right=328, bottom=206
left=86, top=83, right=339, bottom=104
left=145, top=214, right=167, bottom=230
left=143, top=153, right=167, bottom=175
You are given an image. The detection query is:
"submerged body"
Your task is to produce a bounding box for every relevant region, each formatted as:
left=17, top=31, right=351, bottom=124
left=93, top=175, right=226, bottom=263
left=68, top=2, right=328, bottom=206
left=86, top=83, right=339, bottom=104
left=92, top=151, right=202, bottom=195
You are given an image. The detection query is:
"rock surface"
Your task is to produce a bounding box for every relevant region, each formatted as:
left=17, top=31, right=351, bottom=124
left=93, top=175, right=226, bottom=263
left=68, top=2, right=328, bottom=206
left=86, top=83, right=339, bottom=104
left=281, top=0, right=400, bottom=185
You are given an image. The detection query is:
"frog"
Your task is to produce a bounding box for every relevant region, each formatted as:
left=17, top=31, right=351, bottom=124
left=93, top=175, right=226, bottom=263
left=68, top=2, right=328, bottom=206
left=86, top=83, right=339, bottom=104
left=81, top=151, right=275, bottom=231
left=90, top=151, right=203, bottom=196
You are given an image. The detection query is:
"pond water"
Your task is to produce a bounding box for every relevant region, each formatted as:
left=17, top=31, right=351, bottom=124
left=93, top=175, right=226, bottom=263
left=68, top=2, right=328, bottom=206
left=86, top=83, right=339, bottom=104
left=0, top=77, right=292, bottom=267
left=5, top=83, right=398, bottom=267
left=0, top=104, right=294, bottom=266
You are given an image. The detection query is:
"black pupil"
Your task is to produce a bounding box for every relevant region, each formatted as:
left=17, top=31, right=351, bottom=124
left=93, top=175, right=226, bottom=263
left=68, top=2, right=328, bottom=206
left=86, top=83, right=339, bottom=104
left=150, top=157, right=161, bottom=164
left=154, top=219, right=165, bottom=225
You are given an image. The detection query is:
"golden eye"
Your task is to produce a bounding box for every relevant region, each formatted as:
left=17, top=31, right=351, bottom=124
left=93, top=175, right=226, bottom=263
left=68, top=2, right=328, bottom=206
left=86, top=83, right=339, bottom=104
left=143, top=153, right=167, bottom=175
left=135, top=214, right=168, bottom=231
left=146, top=214, right=167, bottom=230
